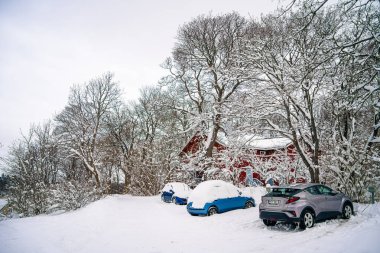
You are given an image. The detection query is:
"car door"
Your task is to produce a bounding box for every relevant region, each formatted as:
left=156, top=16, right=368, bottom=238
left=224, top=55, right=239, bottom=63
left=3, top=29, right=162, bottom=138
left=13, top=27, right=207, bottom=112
left=211, top=186, right=231, bottom=212
left=305, top=186, right=326, bottom=217
left=216, top=185, right=239, bottom=211
left=317, top=185, right=342, bottom=215
left=228, top=186, right=246, bottom=210
left=227, top=189, right=244, bottom=210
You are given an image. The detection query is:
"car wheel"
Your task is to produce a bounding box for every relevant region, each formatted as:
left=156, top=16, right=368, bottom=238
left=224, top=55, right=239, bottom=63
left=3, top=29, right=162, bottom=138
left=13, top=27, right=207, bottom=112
left=172, top=196, right=176, bottom=204
left=207, top=206, right=218, bottom=216
left=300, top=210, right=315, bottom=229
left=244, top=201, right=254, bottom=209
left=263, top=219, right=276, bottom=226
left=342, top=203, right=353, bottom=219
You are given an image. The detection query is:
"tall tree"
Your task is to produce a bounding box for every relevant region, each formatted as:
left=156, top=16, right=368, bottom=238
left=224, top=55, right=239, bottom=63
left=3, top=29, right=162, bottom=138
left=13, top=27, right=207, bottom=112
left=55, top=73, right=121, bottom=187
left=163, top=12, right=249, bottom=168
left=240, top=8, right=340, bottom=183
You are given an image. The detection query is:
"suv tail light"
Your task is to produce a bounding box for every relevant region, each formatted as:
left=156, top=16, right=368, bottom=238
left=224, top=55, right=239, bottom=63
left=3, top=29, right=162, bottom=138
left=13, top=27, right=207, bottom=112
left=286, top=196, right=300, bottom=204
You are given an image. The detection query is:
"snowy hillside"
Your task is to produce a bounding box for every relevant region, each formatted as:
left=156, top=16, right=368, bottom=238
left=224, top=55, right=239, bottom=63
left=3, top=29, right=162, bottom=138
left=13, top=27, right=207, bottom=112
left=0, top=194, right=379, bottom=253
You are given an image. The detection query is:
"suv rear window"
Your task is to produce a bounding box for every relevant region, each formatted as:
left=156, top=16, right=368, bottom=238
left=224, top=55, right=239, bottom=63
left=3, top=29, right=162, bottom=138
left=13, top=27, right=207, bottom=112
left=267, top=188, right=302, bottom=197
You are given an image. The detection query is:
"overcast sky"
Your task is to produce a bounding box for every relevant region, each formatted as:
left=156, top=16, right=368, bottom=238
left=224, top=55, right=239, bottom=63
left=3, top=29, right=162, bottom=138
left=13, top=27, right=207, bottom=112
left=0, top=0, right=280, bottom=160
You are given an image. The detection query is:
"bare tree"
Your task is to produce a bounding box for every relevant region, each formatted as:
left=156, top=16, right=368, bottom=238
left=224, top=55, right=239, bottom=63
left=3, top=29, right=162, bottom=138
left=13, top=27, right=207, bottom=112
left=55, top=73, right=121, bottom=187
left=240, top=7, right=340, bottom=182
left=2, top=122, right=61, bottom=215
left=163, top=12, right=249, bottom=173
left=104, top=103, right=138, bottom=192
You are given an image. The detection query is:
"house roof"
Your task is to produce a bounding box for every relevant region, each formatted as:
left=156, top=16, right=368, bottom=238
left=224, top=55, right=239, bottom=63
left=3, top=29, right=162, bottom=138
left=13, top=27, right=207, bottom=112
left=246, top=137, right=293, bottom=150
left=179, top=132, right=227, bottom=154
left=232, top=134, right=293, bottom=150
left=180, top=131, right=293, bottom=154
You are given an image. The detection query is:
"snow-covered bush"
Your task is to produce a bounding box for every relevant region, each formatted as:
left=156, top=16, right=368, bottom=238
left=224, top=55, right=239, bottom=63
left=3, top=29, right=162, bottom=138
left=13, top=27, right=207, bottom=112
left=7, top=177, right=52, bottom=216
left=6, top=178, right=103, bottom=217
left=51, top=181, right=103, bottom=212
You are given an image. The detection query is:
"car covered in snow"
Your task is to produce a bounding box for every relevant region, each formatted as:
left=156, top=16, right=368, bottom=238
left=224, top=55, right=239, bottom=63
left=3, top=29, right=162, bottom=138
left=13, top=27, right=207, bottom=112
left=259, top=183, right=354, bottom=229
left=161, top=182, right=191, bottom=205
left=187, top=180, right=256, bottom=216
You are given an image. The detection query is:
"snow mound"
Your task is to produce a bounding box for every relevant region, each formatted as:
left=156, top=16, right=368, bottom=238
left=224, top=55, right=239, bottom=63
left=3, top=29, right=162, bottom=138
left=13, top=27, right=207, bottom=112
left=241, top=187, right=267, bottom=202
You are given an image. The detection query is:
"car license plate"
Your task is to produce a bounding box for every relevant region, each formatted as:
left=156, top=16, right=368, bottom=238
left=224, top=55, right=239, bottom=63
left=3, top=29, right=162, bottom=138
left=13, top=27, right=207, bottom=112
left=268, top=200, right=280, bottom=205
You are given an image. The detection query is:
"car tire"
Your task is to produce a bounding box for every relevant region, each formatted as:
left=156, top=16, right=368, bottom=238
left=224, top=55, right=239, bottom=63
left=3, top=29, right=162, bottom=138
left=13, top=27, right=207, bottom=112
left=207, top=206, right=218, bottom=216
left=244, top=201, right=254, bottom=209
left=263, top=219, right=276, bottom=226
left=299, top=210, right=315, bottom=229
left=172, top=196, right=176, bottom=204
left=342, top=203, right=353, bottom=219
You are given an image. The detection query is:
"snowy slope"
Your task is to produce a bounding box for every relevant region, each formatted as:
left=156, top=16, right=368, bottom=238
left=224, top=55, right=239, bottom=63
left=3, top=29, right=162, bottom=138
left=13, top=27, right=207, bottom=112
left=0, top=195, right=379, bottom=253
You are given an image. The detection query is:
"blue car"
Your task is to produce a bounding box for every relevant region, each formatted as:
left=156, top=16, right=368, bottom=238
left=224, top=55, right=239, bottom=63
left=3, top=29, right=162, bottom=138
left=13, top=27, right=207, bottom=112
left=161, top=182, right=191, bottom=205
left=187, top=180, right=255, bottom=216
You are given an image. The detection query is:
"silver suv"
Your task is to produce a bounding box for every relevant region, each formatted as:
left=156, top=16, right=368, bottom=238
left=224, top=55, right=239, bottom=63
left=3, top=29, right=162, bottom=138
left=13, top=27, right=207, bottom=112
left=259, top=183, right=354, bottom=229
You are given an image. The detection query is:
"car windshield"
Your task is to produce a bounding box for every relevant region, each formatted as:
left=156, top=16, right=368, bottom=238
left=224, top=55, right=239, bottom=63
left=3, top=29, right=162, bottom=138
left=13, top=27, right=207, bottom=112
left=267, top=188, right=301, bottom=197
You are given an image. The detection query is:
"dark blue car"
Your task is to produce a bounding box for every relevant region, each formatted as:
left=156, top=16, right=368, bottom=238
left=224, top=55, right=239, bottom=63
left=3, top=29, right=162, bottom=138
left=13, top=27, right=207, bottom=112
left=161, top=182, right=191, bottom=205
left=187, top=180, right=255, bottom=216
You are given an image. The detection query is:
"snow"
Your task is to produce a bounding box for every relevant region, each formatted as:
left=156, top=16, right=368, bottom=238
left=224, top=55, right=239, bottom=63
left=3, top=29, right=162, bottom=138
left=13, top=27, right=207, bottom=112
left=188, top=180, right=247, bottom=208
left=1, top=195, right=380, bottom=253
left=247, top=137, right=293, bottom=150
left=233, top=135, right=293, bottom=150
left=241, top=186, right=268, bottom=202
left=162, top=182, right=191, bottom=198
left=194, top=132, right=292, bottom=151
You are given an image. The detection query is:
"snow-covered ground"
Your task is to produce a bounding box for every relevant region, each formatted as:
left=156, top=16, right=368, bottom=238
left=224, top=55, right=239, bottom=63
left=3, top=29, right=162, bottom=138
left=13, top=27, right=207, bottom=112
left=0, top=194, right=379, bottom=253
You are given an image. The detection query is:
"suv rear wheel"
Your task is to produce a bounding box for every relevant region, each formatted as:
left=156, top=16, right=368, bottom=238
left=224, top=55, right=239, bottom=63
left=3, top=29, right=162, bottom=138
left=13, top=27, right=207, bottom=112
left=342, top=203, right=352, bottom=219
left=299, top=210, right=315, bottom=229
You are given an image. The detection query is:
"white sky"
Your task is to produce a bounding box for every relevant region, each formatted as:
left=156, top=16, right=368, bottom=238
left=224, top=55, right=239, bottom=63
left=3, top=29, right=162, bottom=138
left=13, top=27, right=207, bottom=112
left=0, top=0, right=280, bottom=161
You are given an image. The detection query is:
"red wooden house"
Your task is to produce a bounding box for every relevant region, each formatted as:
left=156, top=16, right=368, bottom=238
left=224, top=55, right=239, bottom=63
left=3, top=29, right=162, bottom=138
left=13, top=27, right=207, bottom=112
left=179, top=133, right=307, bottom=185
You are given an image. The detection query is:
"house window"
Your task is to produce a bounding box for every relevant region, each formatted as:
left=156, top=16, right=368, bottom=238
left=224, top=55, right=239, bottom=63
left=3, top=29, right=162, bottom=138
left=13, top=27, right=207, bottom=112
left=260, top=150, right=266, bottom=155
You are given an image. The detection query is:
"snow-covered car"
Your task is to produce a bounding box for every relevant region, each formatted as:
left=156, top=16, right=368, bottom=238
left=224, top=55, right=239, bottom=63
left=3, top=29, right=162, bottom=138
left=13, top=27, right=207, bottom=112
left=187, top=180, right=256, bottom=216
left=161, top=182, right=191, bottom=205
left=259, top=183, right=354, bottom=229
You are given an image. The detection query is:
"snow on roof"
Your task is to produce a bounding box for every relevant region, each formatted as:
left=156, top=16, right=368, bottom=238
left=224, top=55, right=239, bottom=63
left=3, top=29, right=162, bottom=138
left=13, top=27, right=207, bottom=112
left=216, top=132, right=228, bottom=146
left=231, top=134, right=292, bottom=150
left=246, top=137, right=293, bottom=150
left=180, top=131, right=292, bottom=154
